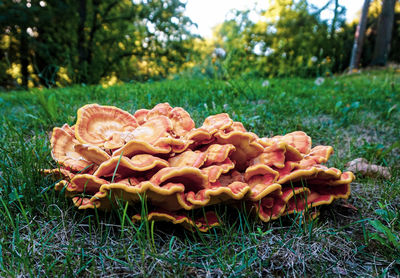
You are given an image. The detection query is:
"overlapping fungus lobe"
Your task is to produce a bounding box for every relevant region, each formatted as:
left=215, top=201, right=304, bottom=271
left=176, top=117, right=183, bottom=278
left=68, top=174, right=109, bottom=193
left=74, top=144, right=110, bottom=165
left=75, top=104, right=138, bottom=147
left=111, top=116, right=175, bottom=157
left=147, top=103, right=173, bottom=119
left=168, top=107, right=195, bottom=137
left=272, top=131, right=312, bottom=155
left=168, top=150, right=207, bottom=168
left=46, top=102, right=355, bottom=231
left=201, top=158, right=235, bottom=183
left=203, top=143, right=236, bottom=166
left=214, top=130, right=264, bottom=171
left=51, top=126, right=92, bottom=171
left=201, top=113, right=233, bottom=134
left=132, top=210, right=220, bottom=232
left=133, top=109, right=149, bottom=125
left=94, top=154, right=169, bottom=178
left=149, top=167, right=209, bottom=193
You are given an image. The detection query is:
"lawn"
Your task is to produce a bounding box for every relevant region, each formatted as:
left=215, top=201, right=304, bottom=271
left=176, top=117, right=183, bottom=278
left=0, top=69, right=399, bottom=276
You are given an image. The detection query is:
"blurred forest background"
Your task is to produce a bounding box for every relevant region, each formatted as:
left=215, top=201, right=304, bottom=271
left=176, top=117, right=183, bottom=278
left=0, top=0, right=399, bottom=90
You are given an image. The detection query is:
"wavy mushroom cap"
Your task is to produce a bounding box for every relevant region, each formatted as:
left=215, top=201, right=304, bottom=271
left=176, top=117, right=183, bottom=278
left=281, top=186, right=312, bottom=214
left=201, top=113, right=233, bottom=134
left=230, top=122, right=247, bottom=132
left=132, top=210, right=220, bottom=232
left=299, top=145, right=334, bottom=168
left=215, top=131, right=264, bottom=171
left=168, top=107, right=195, bottom=137
left=75, top=104, right=138, bottom=147
left=51, top=127, right=92, bottom=171
left=255, top=189, right=286, bottom=222
left=68, top=174, right=109, bottom=193
left=184, top=181, right=251, bottom=209
left=43, top=168, right=75, bottom=180
left=147, top=103, right=173, bottom=119
left=168, top=150, right=207, bottom=168
left=94, top=154, right=169, bottom=178
left=150, top=167, right=209, bottom=193
left=74, top=144, right=110, bottom=165
left=85, top=180, right=186, bottom=210
left=273, top=131, right=312, bottom=154
left=201, top=158, right=235, bottom=182
left=124, top=115, right=173, bottom=144
left=133, top=109, right=149, bottom=125
left=204, top=143, right=236, bottom=166
left=61, top=123, right=75, bottom=136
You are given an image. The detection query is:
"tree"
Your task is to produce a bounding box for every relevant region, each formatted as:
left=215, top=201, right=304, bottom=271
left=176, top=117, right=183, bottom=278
left=349, top=0, right=371, bottom=71
left=0, top=0, right=196, bottom=89
left=204, top=0, right=350, bottom=78
left=371, top=0, right=397, bottom=66
left=0, top=1, right=39, bottom=88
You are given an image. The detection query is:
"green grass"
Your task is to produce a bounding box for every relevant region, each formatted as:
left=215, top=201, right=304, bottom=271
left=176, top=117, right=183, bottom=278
left=0, top=69, right=399, bottom=276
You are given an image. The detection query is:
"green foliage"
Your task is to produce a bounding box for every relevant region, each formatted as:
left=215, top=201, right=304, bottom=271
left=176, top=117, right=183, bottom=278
left=2, top=0, right=400, bottom=89
left=368, top=202, right=400, bottom=261
left=185, top=0, right=400, bottom=80
left=0, top=0, right=196, bottom=89
left=186, top=0, right=350, bottom=79
left=30, top=90, right=58, bottom=123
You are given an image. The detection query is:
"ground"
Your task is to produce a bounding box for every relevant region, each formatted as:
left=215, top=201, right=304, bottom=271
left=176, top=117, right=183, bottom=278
left=0, top=69, right=399, bottom=276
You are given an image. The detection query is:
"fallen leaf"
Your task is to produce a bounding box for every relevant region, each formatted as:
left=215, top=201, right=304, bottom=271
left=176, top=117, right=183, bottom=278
left=346, top=158, right=391, bottom=179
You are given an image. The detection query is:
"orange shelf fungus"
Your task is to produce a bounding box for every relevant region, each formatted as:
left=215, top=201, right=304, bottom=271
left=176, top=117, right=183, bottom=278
left=270, top=131, right=312, bottom=154
left=46, top=103, right=355, bottom=231
left=132, top=210, right=220, bottom=232
left=61, top=123, right=75, bottom=136
left=124, top=116, right=173, bottom=144
left=68, top=174, right=109, bottom=193
left=85, top=181, right=187, bottom=211
left=252, top=141, right=302, bottom=169
left=253, top=189, right=286, bottom=222
left=168, top=107, right=195, bottom=137
left=203, top=144, right=236, bottom=166
left=72, top=196, right=98, bottom=210
left=133, top=109, right=149, bottom=125
left=146, top=103, right=173, bottom=119
left=50, top=126, right=92, bottom=171
left=93, top=155, right=168, bottom=178
left=281, top=186, right=312, bottom=214
left=43, top=168, right=75, bottom=180
left=168, top=150, right=207, bottom=168
left=149, top=167, right=209, bottom=192
left=74, top=144, right=110, bottom=165
left=230, top=122, right=247, bottom=133
left=112, top=139, right=171, bottom=158
left=75, top=104, right=138, bottom=148
left=184, top=181, right=251, bottom=209
left=214, top=130, right=264, bottom=171
left=201, top=113, right=233, bottom=134
left=201, top=158, right=235, bottom=182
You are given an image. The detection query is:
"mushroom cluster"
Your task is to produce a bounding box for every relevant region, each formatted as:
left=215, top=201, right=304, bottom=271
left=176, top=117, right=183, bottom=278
left=45, top=103, right=354, bottom=232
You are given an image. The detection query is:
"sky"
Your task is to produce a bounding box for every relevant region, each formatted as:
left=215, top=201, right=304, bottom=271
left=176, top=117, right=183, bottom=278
left=184, top=0, right=365, bottom=38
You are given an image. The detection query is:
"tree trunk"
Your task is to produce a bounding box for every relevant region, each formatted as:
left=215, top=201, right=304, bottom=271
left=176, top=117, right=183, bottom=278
left=349, top=0, right=370, bottom=71
left=371, top=0, right=396, bottom=66
left=330, top=0, right=339, bottom=38
left=20, top=31, right=29, bottom=89
left=87, top=0, right=100, bottom=66
left=77, top=0, right=87, bottom=83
